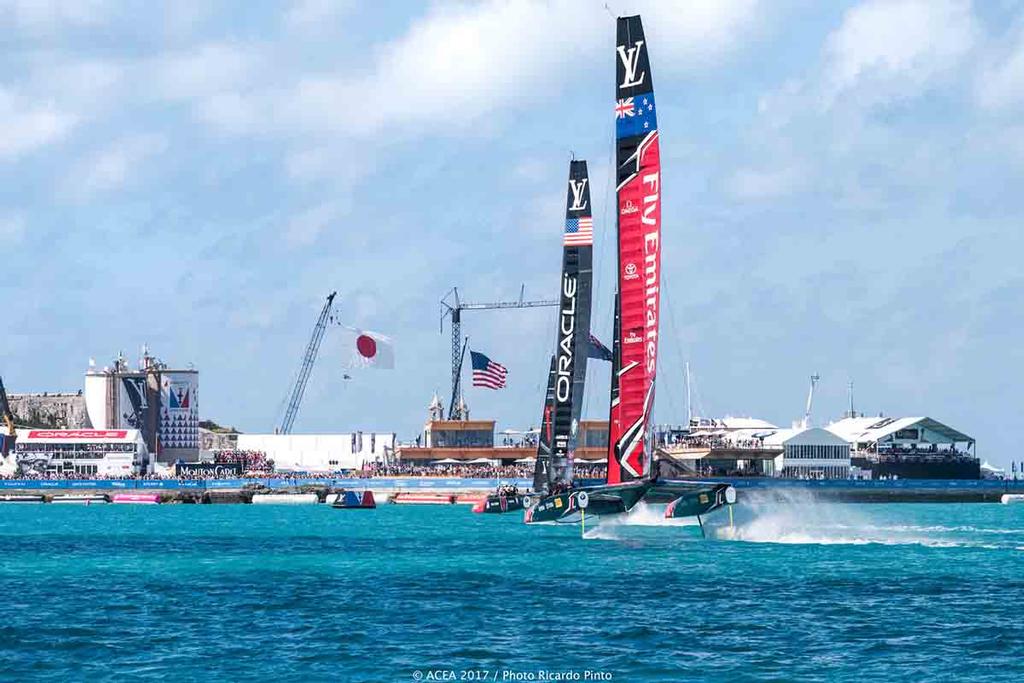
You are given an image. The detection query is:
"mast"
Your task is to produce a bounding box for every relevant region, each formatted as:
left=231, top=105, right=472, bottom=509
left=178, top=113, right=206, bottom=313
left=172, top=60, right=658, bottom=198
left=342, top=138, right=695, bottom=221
left=685, top=361, right=691, bottom=426
left=547, top=160, right=594, bottom=488
left=607, top=15, right=661, bottom=485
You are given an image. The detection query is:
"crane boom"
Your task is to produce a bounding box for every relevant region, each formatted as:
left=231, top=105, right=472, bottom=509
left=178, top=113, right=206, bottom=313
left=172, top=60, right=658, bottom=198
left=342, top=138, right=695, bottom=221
left=439, top=286, right=558, bottom=419
left=279, top=292, right=337, bottom=434
left=802, top=373, right=821, bottom=428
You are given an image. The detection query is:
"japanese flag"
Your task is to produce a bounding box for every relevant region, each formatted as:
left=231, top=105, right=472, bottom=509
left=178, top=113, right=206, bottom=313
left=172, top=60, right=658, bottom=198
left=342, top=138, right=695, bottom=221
left=345, top=329, right=395, bottom=369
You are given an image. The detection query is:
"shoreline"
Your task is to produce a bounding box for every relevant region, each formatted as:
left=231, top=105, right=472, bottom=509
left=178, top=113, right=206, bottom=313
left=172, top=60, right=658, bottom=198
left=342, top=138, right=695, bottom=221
left=0, top=477, right=1022, bottom=504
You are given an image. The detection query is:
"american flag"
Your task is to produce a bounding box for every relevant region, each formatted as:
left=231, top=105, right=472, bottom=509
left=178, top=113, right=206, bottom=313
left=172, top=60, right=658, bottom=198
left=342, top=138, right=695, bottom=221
left=470, top=351, right=507, bottom=389
left=564, top=217, right=593, bottom=246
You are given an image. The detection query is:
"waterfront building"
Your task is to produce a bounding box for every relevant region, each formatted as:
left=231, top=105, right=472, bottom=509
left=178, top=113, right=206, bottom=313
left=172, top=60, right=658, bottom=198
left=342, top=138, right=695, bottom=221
left=826, top=416, right=978, bottom=479
left=236, top=432, right=395, bottom=472
left=395, top=417, right=609, bottom=464
left=84, top=349, right=199, bottom=468
left=656, top=419, right=853, bottom=479
left=13, top=428, right=146, bottom=477
left=763, top=427, right=852, bottom=479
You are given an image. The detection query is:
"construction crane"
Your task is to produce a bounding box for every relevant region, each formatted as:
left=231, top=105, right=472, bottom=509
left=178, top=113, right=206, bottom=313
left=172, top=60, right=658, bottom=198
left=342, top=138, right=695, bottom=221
left=440, top=285, right=558, bottom=420
left=802, top=373, right=821, bottom=428
left=0, top=377, right=16, bottom=465
left=279, top=292, right=338, bottom=434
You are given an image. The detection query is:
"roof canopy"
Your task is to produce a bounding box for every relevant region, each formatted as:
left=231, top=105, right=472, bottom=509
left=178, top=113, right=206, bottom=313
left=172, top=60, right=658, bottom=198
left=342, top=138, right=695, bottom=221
left=827, top=416, right=974, bottom=445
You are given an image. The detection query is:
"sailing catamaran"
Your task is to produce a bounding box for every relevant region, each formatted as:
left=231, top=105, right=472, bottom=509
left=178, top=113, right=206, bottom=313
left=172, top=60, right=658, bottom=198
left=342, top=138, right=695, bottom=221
left=475, top=159, right=595, bottom=513
left=525, top=14, right=735, bottom=526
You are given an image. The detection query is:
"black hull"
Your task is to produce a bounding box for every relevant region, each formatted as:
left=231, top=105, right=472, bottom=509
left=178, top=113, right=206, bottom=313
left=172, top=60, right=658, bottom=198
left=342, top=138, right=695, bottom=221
left=524, top=481, right=648, bottom=524
left=524, top=480, right=736, bottom=524
left=473, top=494, right=526, bottom=514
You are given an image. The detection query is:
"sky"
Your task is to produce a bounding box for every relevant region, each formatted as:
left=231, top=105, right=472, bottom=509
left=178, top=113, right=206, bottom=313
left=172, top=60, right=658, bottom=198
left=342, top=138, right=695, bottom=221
left=1, top=0, right=1023, bottom=465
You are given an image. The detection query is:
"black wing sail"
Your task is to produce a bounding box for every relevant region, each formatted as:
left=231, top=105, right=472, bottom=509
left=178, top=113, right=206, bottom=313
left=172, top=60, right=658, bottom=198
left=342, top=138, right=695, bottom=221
left=549, top=160, right=594, bottom=488
left=532, top=355, right=557, bottom=493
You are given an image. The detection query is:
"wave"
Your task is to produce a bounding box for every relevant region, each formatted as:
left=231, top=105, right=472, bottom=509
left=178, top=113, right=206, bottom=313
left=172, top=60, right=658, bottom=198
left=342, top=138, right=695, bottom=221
left=707, top=489, right=1024, bottom=548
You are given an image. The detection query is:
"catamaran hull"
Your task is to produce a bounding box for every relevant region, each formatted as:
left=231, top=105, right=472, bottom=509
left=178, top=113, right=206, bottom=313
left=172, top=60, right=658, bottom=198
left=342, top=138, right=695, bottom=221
left=473, top=494, right=527, bottom=514
left=662, top=482, right=736, bottom=519
left=524, top=480, right=736, bottom=524
left=524, top=482, right=647, bottom=524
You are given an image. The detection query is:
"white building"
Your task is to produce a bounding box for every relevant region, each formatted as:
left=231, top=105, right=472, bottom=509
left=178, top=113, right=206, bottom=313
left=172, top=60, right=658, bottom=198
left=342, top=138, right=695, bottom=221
left=826, top=416, right=975, bottom=456
left=763, top=427, right=852, bottom=479
left=14, top=428, right=146, bottom=477
left=236, top=432, right=394, bottom=472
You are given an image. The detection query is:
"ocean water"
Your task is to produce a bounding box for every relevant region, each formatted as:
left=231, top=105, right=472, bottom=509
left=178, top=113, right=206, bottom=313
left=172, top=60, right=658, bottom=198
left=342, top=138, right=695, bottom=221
left=1, top=496, right=1023, bottom=682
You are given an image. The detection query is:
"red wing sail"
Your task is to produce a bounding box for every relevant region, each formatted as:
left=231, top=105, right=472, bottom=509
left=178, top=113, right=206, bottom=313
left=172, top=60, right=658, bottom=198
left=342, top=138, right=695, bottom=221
left=607, top=15, right=660, bottom=485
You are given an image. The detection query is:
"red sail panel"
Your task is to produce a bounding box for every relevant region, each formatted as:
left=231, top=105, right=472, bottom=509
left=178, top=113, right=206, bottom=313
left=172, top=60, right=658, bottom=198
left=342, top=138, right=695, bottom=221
left=607, top=15, right=660, bottom=484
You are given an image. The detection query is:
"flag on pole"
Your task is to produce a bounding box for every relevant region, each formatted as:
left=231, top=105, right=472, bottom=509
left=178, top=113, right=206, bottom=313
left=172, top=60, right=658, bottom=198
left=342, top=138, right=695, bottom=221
left=343, top=328, right=395, bottom=369
left=587, top=334, right=613, bottom=361
left=470, top=351, right=507, bottom=389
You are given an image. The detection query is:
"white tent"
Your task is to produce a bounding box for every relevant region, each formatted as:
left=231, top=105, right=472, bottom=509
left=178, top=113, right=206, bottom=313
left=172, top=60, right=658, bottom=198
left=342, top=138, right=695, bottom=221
left=465, top=457, right=498, bottom=465
left=981, top=461, right=1005, bottom=479
left=430, top=458, right=463, bottom=465
left=579, top=457, right=607, bottom=464
left=514, top=457, right=536, bottom=463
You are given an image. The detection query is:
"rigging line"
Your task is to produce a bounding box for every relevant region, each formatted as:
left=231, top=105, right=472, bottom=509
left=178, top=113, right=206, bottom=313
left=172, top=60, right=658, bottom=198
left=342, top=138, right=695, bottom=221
left=658, top=270, right=691, bottom=425
left=583, top=120, right=617, bottom=421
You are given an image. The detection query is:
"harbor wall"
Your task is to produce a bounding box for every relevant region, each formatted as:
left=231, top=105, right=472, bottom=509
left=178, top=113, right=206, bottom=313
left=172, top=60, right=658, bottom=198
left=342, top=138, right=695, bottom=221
left=1, top=477, right=1023, bottom=501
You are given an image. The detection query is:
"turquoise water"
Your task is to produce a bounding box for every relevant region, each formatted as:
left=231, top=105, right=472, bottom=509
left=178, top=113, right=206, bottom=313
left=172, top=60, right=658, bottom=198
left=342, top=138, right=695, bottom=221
left=1, top=499, right=1023, bottom=682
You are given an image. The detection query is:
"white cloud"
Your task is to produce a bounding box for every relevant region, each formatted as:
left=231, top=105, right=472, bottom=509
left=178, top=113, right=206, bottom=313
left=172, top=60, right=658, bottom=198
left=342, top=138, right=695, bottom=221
left=284, top=202, right=341, bottom=247
left=823, top=0, right=977, bottom=103
left=196, top=0, right=763, bottom=140
left=0, top=88, right=76, bottom=159
left=284, top=0, right=354, bottom=33
left=0, top=0, right=111, bottom=32
left=728, top=164, right=805, bottom=200
left=0, top=212, right=26, bottom=243
left=977, top=27, right=1024, bottom=111
left=67, top=133, right=169, bottom=199
left=150, top=43, right=260, bottom=102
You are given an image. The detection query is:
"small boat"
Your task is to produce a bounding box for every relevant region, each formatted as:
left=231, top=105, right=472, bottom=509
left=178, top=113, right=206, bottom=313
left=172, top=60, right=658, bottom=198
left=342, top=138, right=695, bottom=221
left=0, top=494, right=45, bottom=503
left=51, top=494, right=109, bottom=505
left=250, top=492, right=319, bottom=505
left=1001, top=494, right=1024, bottom=504
left=329, top=490, right=376, bottom=509
left=112, top=493, right=160, bottom=505
left=454, top=493, right=486, bottom=505
left=389, top=493, right=455, bottom=505
left=472, top=488, right=528, bottom=514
